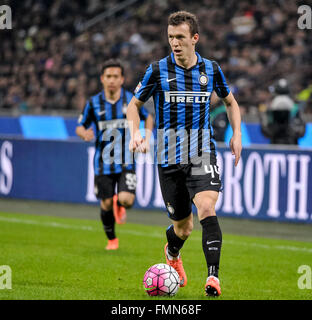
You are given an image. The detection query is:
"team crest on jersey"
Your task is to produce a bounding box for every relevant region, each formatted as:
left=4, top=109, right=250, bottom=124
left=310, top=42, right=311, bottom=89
left=198, top=73, right=209, bottom=86
left=134, top=81, right=142, bottom=94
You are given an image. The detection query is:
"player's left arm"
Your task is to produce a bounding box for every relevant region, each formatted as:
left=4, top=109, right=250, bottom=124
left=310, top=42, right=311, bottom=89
left=223, top=92, right=242, bottom=166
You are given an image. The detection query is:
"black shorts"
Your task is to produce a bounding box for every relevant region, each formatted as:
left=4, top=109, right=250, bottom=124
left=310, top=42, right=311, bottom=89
left=158, top=158, right=221, bottom=221
left=94, top=169, right=137, bottom=200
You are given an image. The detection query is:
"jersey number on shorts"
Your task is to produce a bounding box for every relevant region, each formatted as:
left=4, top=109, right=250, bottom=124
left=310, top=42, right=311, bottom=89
left=204, top=165, right=220, bottom=178
left=125, top=173, right=137, bottom=190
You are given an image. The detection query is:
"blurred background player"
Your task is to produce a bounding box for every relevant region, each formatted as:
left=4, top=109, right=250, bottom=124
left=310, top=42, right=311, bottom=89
left=127, top=11, right=242, bottom=296
left=260, top=78, right=306, bottom=144
left=76, top=59, right=153, bottom=250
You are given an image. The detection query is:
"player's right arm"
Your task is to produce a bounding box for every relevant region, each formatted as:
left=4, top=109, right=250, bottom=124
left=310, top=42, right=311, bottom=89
left=127, top=62, right=157, bottom=152
left=75, top=99, right=95, bottom=142
left=126, top=96, right=145, bottom=152
left=76, top=125, right=95, bottom=142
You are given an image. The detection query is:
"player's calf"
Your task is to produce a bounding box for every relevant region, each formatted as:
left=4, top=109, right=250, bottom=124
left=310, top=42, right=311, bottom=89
left=100, top=208, right=116, bottom=241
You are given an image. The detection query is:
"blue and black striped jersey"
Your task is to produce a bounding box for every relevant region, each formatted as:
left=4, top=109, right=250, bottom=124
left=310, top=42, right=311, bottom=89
left=134, top=52, right=230, bottom=167
left=78, top=88, right=150, bottom=175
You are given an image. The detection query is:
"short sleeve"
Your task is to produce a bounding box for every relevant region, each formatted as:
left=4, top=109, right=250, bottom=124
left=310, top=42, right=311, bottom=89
left=212, top=61, right=230, bottom=98
left=77, top=100, right=94, bottom=129
left=134, top=63, right=157, bottom=102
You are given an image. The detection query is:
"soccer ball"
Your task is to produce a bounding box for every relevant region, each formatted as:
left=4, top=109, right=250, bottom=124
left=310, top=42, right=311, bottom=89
left=143, top=263, right=180, bottom=296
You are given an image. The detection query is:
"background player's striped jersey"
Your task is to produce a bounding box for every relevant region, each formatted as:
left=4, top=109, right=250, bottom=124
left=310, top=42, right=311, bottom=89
left=134, top=52, right=230, bottom=167
left=78, top=88, right=149, bottom=175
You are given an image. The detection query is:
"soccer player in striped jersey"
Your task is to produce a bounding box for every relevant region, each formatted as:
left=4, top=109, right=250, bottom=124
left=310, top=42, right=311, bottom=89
left=127, top=11, right=242, bottom=296
left=76, top=59, right=153, bottom=250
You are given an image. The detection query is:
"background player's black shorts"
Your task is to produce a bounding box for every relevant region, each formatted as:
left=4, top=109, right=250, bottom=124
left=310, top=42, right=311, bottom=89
left=94, top=169, right=137, bottom=200
left=158, top=158, right=221, bottom=221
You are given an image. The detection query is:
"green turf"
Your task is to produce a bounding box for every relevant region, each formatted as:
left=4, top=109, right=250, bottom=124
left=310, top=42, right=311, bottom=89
left=0, top=212, right=311, bottom=300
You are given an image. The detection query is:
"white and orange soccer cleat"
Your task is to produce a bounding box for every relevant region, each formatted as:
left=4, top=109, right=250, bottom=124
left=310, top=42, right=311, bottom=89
left=205, top=275, right=221, bottom=297
left=164, top=243, right=187, bottom=287
left=106, top=238, right=119, bottom=250
left=113, top=194, right=126, bottom=225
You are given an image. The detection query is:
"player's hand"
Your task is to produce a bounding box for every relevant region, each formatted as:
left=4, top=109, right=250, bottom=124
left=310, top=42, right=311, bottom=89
left=230, top=132, right=242, bottom=166
left=137, top=138, right=150, bottom=153
left=129, top=131, right=145, bottom=153
left=83, top=128, right=95, bottom=141
left=142, top=138, right=150, bottom=153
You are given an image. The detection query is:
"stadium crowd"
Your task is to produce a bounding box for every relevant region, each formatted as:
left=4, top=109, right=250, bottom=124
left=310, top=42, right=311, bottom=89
left=0, top=0, right=311, bottom=115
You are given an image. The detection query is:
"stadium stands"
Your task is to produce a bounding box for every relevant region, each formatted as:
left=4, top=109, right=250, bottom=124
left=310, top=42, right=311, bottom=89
left=0, top=0, right=311, bottom=118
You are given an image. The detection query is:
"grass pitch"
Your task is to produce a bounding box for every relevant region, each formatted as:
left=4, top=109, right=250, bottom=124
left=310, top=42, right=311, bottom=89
left=0, top=211, right=311, bottom=300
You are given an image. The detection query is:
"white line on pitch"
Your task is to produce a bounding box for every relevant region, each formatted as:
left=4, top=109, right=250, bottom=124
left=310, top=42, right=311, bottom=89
left=1, top=215, right=312, bottom=253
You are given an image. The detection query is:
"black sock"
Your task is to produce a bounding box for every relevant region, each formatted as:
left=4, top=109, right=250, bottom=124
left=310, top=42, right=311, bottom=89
left=100, top=209, right=116, bottom=240
left=200, top=216, right=222, bottom=278
left=166, top=224, right=185, bottom=256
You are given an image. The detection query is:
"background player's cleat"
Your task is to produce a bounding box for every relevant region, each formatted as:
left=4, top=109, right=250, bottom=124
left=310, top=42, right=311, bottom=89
left=113, top=194, right=127, bottom=224
left=106, top=238, right=119, bottom=250
left=205, top=275, right=221, bottom=297
left=164, top=243, right=187, bottom=287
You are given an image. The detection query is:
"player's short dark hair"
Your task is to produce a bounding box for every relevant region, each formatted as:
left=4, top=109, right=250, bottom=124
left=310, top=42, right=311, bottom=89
left=101, top=59, right=124, bottom=76
left=168, top=11, right=199, bottom=36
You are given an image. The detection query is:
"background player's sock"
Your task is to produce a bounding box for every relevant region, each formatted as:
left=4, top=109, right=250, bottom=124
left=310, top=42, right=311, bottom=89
left=166, top=224, right=185, bottom=257
left=100, top=209, right=116, bottom=240
left=200, top=216, right=222, bottom=278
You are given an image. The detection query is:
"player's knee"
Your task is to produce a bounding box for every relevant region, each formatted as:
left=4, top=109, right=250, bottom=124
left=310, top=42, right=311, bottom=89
left=119, top=199, right=134, bottom=209
left=118, top=193, right=135, bottom=209
left=183, top=224, right=193, bottom=238
left=177, top=227, right=192, bottom=240
left=197, top=200, right=216, bottom=218
left=101, top=198, right=113, bottom=211
left=176, top=219, right=193, bottom=239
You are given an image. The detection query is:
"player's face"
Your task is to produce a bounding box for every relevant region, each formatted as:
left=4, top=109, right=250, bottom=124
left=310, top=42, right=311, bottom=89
left=101, top=67, right=124, bottom=93
left=168, top=23, right=199, bottom=61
